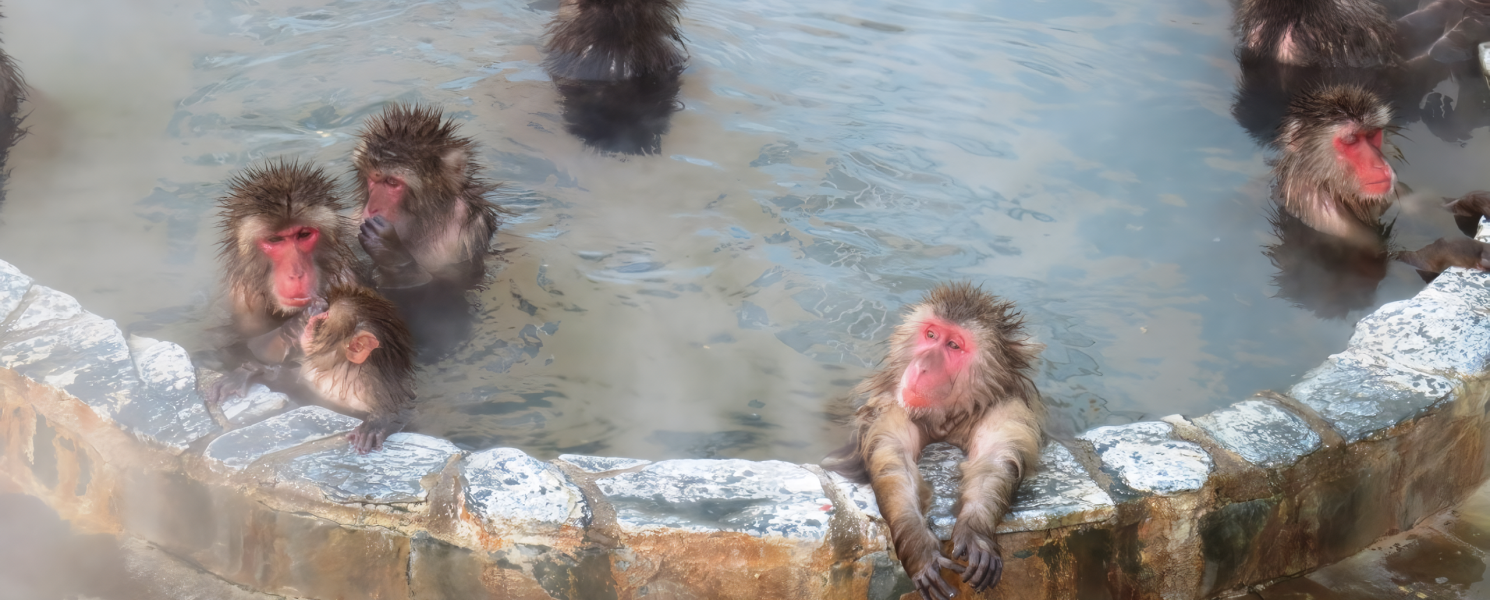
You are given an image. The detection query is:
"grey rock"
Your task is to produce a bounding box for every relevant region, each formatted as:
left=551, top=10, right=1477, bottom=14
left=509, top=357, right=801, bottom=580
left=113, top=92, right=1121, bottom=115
left=1346, top=294, right=1490, bottom=380
left=0, top=296, right=215, bottom=452
left=556, top=454, right=650, bottom=473
left=1080, top=421, right=1213, bottom=495
left=1193, top=398, right=1321, bottom=468
left=822, top=470, right=880, bottom=520
left=1481, top=42, right=1490, bottom=84
left=1290, top=351, right=1454, bottom=442
left=277, top=433, right=461, bottom=505
left=1423, top=265, right=1490, bottom=310
left=918, top=443, right=1115, bottom=539
left=463, top=448, right=589, bottom=533
left=205, top=406, right=361, bottom=470
left=595, top=459, right=833, bottom=539
left=0, top=259, right=31, bottom=322
left=220, top=384, right=292, bottom=428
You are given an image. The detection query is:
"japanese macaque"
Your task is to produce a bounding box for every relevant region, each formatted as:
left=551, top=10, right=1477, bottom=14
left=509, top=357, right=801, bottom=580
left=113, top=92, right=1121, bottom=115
left=352, top=103, right=503, bottom=291
left=0, top=25, right=25, bottom=210
left=1235, top=0, right=1398, bottom=67
left=216, top=159, right=365, bottom=339
left=211, top=286, right=417, bottom=454
left=1397, top=192, right=1490, bottom=278
left=542, top=0, right=687, bottom=154
left=824, top=283, right=1044, bottom=600
left=1273, top=84, right=1399, bottom=242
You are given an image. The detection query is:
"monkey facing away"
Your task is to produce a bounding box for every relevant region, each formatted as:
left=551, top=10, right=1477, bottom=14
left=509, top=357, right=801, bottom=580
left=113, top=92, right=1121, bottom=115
left=212, top=285, right=417, bottom=454
left=1235, top=0, right=1398, bottom=67
left=352, top=103, right=504, bottom=291
left=216, top=159, right=365, bottom=339
left=824, top=283, right=1044, bottom=600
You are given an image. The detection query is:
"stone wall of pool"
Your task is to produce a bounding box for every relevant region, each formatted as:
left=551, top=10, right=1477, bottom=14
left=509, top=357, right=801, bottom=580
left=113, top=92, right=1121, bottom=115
left=3, top=224, right=1490, bottom=600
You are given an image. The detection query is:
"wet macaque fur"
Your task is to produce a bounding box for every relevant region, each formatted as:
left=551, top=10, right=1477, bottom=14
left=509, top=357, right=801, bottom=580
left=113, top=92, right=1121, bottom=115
left=0, top=19, right=25, bottom=210
left=542, top=0, right=686, bottom=82
left=215, top=159, right=365, bottom=340
left=1236, top=0, right=1397, bottom=67
left=352, top=103, right=504, bottom=291
left=825, top=283, right=1044, bottom=600
left=1274, top=84, right=1398, bottom=242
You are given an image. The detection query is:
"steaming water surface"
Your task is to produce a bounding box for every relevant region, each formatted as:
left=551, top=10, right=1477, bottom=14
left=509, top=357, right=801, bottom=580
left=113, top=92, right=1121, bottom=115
left=0, top=0, right=1484, bottom=462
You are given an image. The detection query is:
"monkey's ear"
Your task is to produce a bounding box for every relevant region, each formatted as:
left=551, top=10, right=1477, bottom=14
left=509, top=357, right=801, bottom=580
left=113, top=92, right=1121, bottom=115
left=345, top=330, right=382, bottom=364
left=441, top=148, right=470, bottom=175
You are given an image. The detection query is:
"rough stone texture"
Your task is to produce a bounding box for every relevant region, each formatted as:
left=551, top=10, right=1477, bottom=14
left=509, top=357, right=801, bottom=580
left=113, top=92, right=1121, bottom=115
left=204, top=406, right=360, bottom=470
left=1346, top=293, right=1490, bottom=379
left=823, top=470, right=880, bottom=519
left=1481, top=42, right=1490, bottom=82
left=219, top=384, right=291, bottom=428
left=275, top=433, right=461, bottom=505
left=0, top=259, right=31, bottom=321
left=555, top=453, right=649, bottom=473
left=463, top=447, right=589, bottom=533
left=918, top=443, right=1115, bottom=538
left=0, top=287, right=215, bottom=452
left=595, top=459, right=833, bottom=538
left=1193, top=397, right=1321, bottom=468
left=1290, top=350, right=1455, bottom=442
left=1081, top=421, right=1213, bottom=494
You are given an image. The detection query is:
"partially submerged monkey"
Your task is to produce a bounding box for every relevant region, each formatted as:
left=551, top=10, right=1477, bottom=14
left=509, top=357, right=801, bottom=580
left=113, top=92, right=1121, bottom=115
left=1273, top=84, right=1398, bottom=242
left=1235, top=0, right=1398, bottom=67
left=352, top=103, right=504, bottom=291
left=825, top=283, right=1044, bottom=599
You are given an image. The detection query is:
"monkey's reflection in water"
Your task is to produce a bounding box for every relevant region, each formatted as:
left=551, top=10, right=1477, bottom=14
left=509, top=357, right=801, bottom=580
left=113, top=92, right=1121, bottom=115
left=553, top=72, right=683, bottom=155
left=1264, top=206, right=1394, bottom=319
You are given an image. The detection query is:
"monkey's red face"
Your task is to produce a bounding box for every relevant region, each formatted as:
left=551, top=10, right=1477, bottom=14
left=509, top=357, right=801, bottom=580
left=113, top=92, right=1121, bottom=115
left=897, top=317, right=977, bottom=409
left=258, top=225, right=320, bottom=309
left=363, top=171, right=407, bottom=223
left=1335, top=126, right=1393, bottom=199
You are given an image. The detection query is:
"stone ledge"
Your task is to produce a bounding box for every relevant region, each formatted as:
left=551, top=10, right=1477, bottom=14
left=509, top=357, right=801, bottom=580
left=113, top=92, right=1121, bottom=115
left=3, top=252, right=1490, bottom=599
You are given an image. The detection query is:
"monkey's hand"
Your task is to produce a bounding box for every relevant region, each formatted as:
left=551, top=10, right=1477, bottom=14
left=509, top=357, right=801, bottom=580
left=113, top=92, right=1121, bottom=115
left=347, top=411, right=409, bottom=454
left=205, top=362, right=277, bottom=404
left=952, top=524, right=1005, bottom=592
left=360, top=216, right=433, bottom=288
left=1444, top=192, right=1490, bottom=237
left=1398, top=237, right=1490, bottom=279
left=906, top=551, right=965, bottom=600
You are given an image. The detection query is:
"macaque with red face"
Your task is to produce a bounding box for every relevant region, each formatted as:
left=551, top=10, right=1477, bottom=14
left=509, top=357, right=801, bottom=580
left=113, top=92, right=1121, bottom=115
left=215, top=159, right=365, bottom=339
left=824, top=283, right=1044, bottom=600
left=212, top=285, right=417, bottom=454
left=352, top=103, right=503, bottom=291
left=1235, top=0, right=1397, bottom=67
left=1273, top=84, right=1399, bottom=242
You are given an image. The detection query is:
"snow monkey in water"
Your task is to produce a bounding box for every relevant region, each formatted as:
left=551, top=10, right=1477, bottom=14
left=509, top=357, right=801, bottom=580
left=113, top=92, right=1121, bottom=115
left=824, top=282, right=1044, bottom=599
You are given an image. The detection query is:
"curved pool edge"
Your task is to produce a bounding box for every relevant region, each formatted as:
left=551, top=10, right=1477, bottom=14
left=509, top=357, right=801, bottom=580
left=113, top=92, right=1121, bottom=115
left=3, top=228, right=1490, bottom=599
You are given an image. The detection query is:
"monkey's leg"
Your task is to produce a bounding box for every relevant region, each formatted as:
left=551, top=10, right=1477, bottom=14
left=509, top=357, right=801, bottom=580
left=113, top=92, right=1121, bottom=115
left=952, top=400, right=1043, bottom=592
left=865, top=416, right=962, bottom=600
left=360, top=216, right=434, bottom=288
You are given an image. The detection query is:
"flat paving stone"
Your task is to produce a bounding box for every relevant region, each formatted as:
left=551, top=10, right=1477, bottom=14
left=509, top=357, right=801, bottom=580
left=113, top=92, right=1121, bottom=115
left=1290, top=351, right=1454, bottom=443
left=0, top=259, right=31, bottom=322
left=276, top=433, right=461, bottom=505
left=204, top=406, right=361, bottom=470
left=555, top=454, right=650, bottom=474
left=1346, top=294, right=1490, bottom=380
left=1080, top=421, right=1213, bottom=495
left=595, top=459, right=833, bottom=539
left=124, top=337, right=218, bottom=451
left=219, top=384, right=291, bottom=428
left=919, top=443, right=1116, bottom=539
left=463, top=447, right=589, bottom=532
left=1193, top=398, right=1321, bottom=468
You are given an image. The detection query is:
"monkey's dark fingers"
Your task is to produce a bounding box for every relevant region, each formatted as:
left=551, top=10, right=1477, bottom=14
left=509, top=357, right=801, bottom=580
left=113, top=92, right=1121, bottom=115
left=981, top=554, right=1004, bottom=592
left=912, top=568, right=956, bottom=600
left=934, top=555, right=965, bottom=574
left=965, top=550, right=1003, bottom=591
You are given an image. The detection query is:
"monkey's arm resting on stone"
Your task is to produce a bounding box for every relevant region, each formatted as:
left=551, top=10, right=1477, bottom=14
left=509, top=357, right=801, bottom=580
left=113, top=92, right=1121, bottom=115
left=1397, top=237, right=1490, bottom=281
left=206, top=360, right=289, bottom=405
left=950, top=400, right=1043, bottom=592
left=1445, top=191, right=1490, bottom=236
left=865, top=411, right=965, bottom=600
left=360, top=215, right=434, bottom=288
left=348, top=404, right=413, bottom=454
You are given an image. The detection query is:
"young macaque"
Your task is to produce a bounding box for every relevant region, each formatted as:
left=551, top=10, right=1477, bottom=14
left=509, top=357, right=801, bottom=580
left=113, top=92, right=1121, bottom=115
left=542, top=0, right=687, bottom=83
left=1273, top=84, right=1399, bottom=243
left=1235, top=0, right=1398, bottom=67
left=824, top=283, right=1044, bottom=600
left=215, top=159, right=365, bottom=339
left=352, top=103, right=503, bottom=291
left=212, top=286, right=417, bottom=454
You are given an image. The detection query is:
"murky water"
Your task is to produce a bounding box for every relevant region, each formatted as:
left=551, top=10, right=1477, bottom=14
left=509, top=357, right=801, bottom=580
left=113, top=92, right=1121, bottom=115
left=0, top=0, right=1483, bottom=462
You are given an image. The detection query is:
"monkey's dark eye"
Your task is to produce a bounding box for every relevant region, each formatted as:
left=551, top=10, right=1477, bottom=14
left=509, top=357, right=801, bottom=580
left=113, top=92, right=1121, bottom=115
left=947, top=340, right=960, bottom=350
left=297, top=229, right=313, bottom=240
left=266, top=235, right=284, bottom=243
left=926, top=329, right=936, bottom=340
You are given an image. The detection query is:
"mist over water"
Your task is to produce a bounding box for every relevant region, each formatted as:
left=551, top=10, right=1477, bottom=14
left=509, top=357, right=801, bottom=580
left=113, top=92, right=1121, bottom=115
left=0, top=0, right=1482, bottom=462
